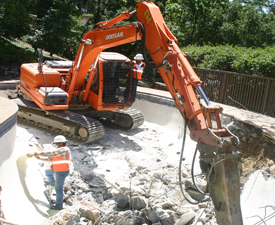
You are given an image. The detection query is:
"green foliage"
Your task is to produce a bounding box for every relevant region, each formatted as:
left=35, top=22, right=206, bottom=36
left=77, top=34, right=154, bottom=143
left=163, top=0, right=227, bottom=46
left=0, top=0, right=32, bottom=38
left=2, top=0, right=275, bottom=80
left=163, top=0, right=275, bottom=48
left=0, top=37, right=35, bottom=65
left=30, top=0, right=85, bottom=59
left=220, top=1, right=275, bottom=47
left=184, top=45, right=275, bottom=78
left=0, top=37, right=56, bottom=65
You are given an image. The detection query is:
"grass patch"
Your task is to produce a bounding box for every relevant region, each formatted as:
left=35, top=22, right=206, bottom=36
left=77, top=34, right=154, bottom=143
left=0, top=37, right=59, bottom=65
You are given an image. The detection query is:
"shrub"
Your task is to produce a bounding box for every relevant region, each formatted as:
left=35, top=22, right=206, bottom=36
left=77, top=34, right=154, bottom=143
left=183, top=45, right=275, bottom=78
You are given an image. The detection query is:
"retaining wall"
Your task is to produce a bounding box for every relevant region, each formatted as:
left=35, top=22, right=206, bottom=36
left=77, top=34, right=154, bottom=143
left=0, top=65, right=20, bottom=81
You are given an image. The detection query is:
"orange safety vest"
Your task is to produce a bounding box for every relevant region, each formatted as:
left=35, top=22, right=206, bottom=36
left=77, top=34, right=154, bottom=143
left=131, top=62, right=145, bottom=80
left=50, top=147, right=71, bottom=172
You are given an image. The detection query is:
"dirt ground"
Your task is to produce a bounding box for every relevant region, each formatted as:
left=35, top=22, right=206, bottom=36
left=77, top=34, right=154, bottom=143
left=233, top=123, right=275, bottom=183
left=240, top=143, right=275, bottom=182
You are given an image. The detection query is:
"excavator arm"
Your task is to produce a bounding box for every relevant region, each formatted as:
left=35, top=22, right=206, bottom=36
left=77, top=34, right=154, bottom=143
left=134, top=2, right=243, bottom=224
left=135, top=1, right=239, bottom=147
left=135, top=2, right=243, bottom=224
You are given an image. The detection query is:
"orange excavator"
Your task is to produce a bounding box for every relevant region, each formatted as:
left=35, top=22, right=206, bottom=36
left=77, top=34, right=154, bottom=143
left=17, top=51, right=144, bottom=142
left=17, top=1, right=243, bottom=224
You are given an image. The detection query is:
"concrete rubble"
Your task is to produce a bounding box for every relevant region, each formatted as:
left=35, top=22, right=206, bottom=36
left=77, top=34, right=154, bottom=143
left=39, top=112, right=275, bottom=225
left=221, top=115, right=275, bottom=182
left=39, top=130, right=217, bottom=225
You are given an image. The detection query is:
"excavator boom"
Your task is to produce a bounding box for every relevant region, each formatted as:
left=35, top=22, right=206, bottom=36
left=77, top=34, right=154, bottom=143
left=135, top=1, right=239, bottom=147
left=134, top=2, right=243, bottom=224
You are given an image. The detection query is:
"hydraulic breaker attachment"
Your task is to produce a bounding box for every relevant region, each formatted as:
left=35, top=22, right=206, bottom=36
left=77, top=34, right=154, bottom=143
left=198, top=141, right=243, bottom=225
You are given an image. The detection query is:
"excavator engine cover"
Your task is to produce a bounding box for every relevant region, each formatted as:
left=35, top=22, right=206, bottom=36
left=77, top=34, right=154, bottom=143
left=44, top=61, right=73, bottom=68
left=40, top=87, right=68, bottom=105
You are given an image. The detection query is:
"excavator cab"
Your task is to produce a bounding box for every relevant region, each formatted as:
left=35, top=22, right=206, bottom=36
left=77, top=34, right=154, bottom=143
left=19, top=52, right=136, bottom=111
left=89, top=52, right=133, bottom=106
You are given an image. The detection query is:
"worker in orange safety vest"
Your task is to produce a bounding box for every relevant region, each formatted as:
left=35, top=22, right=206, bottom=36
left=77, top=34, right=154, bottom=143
left=27, top=135, right=71, bottom=210
left=124, top=53, right=145, bottom=103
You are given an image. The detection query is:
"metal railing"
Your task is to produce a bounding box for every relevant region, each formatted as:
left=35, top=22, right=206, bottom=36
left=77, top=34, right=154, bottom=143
left=194, top=67, right=275, bottom=117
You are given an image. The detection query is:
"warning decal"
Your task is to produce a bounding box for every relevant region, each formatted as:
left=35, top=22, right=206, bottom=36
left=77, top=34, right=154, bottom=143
left=144, top=10, right=151, bottom=23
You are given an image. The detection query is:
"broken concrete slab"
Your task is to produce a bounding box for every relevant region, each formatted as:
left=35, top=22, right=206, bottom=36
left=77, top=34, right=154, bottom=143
left=241, top=169, right=275, bottom=225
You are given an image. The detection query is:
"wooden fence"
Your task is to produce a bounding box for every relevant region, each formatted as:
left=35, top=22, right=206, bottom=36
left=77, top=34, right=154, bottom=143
left=194, top=67, right=275, bottom=117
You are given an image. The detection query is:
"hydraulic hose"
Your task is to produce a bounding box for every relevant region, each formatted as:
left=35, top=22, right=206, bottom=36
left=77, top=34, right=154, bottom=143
left=138, top=22, right=167, bottom=69
left=137, top=20, right=209, bottom=204
left=178, top=111, right=209, bottom=204
left=38, top=49, right=48, bottom=106
left=191, top=147, right=207, bottom=194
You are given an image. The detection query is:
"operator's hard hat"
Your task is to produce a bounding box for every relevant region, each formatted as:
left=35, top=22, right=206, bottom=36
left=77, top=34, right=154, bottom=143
left=53, top=135, right=67, bottom=143
left=134, top=53, right=144, bottom=61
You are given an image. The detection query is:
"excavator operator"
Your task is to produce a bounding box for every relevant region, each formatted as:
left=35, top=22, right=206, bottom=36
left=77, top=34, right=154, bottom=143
left=124, top=53, right=146, bottom=103
left=26, top=135, right=71, bottom=210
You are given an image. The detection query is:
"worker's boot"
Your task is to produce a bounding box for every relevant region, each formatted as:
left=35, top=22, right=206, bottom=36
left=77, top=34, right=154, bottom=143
left=43, top=178, right=55, bottom=187
left=50, top=205, right=63, bottom=210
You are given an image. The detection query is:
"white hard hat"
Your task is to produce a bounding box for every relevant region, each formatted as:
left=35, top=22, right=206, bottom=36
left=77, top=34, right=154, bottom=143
left=53, top=135, right=67, bottom=143
left=134, top=53, right=144, bottom=60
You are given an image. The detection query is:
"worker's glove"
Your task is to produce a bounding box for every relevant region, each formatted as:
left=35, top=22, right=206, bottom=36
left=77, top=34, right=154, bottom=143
left=26, top=152, right=37, bottom=157
left=35, top=155, right=41, bottom=160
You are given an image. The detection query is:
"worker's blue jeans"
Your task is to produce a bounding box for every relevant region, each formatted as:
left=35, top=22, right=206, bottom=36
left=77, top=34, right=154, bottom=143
left=45, top=169, right=69, bottom=208
left=131, top=78, right=138, bottom=101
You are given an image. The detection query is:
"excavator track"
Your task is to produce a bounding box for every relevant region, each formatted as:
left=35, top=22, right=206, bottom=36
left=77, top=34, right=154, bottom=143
left=12, top=98, right=144, bottom=143
left=82, top=107, right=144, bottom=130
left=13, top=98, right=105, bottom=143
left=113, top=108, right=144, bottom=130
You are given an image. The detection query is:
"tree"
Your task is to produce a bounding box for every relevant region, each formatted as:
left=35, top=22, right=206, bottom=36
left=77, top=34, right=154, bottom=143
left=0, top=0, right=32, bottom=38
left=34, top=0, right=84, bottom=58
left=163, top=0, right=275, bottom=47
left=220, top=1, right=275, bottom=47
left=163, top=0, right=228, bottom=46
